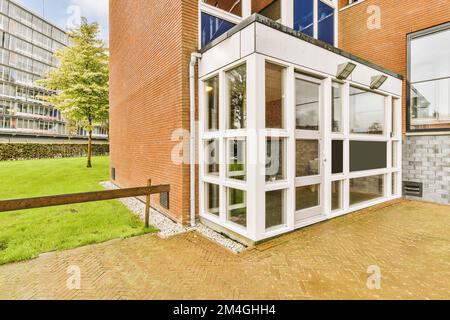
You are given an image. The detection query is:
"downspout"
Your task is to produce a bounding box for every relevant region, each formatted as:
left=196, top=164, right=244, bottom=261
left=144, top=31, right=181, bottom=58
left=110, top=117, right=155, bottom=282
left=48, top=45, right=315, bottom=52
left=189, top=52, right=202, bottom=227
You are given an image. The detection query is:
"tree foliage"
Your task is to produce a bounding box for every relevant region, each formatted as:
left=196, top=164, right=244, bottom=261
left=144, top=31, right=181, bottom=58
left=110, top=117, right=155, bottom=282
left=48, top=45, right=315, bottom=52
left=37, top=18, right=109, bottom=167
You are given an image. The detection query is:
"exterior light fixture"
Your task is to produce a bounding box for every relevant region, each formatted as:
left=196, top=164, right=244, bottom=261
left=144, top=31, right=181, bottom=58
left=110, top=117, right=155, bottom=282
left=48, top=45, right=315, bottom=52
left=370, top=75, right=388, bottom=89
left=336, top=62, right=357, bottom=80
left=205, top=86, right=214, bottom=92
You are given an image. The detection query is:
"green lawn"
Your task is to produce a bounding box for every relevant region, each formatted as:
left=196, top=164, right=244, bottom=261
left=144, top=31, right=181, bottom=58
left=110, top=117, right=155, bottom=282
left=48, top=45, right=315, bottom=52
left=0, top=156, right=157, bottom=265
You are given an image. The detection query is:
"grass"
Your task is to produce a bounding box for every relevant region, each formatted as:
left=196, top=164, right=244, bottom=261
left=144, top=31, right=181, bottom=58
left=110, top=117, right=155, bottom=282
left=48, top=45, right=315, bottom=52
left=0, top=156, right=157, bottom=265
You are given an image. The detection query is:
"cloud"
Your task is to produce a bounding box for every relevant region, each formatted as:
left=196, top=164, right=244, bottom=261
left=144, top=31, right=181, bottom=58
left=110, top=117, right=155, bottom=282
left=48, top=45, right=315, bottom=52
left=69, top=0, right=108, bottom=19
left=68, top=0, right=109, bottom=43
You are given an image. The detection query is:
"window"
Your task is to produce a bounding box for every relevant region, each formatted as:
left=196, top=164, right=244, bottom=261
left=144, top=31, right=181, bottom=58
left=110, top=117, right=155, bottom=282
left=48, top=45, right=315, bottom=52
left=202, top=0, right=242, bottom=17
left=266, top=137, right=286, bottom=182
left=296, top=185, right=320, bottom=211
left=227, top=138, right=246, bottom=181
left=318, top=1, right=334, bottom=45
left=294, top=0, right=314, bottom=37
left=350, top=86, right=385, bottom=135
left=392, top=173, right=399, bottom=196
left=205, top=139, right=220, bottom=176
left=332, top=140, right=343, bottom=174
left=294, top=0, right=336, bottom=45
left=350, top=141, right=387, bottom=172
left=296, top=79, right=320, bottom=130
left=331, top=180, right=343, bottom=211
left=265, top=62, right=284, bottom=129
left=392, top=142, right=399, bottom=169
left=266, top=190, right=285, bottom=229
left=201, top=12, right=235, bottom=48
left=205, top=76, right=219, bottom=131
left=350, top=175, right=384, bottom=206
left=296, top=139, right=320, bottom=177
left=227, top=188, right=247, bottom=227
left=253, top=0, right=281, bottom=22
left=408, top=23, right=450, bottom=131
left=206, top=183, right=220, bottom=216
left=227, top=64, right=247, bottom=129
left=332, top=82, right=342, bottom=132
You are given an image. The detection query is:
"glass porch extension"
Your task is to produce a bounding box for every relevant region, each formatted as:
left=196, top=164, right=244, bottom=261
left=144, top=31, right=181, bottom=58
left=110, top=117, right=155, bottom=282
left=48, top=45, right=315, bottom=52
left=198, top=14, right=403, bottom=244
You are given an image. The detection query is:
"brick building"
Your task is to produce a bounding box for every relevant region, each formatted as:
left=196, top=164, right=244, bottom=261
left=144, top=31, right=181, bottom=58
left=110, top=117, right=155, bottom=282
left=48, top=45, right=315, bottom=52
left=338, top=0, right=450, bottom=204
left=109, top=0, right=447, bottom=244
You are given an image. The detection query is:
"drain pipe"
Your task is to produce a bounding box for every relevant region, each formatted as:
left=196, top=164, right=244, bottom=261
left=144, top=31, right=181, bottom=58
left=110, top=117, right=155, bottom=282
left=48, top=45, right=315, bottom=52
left=189, top=52, right=202, bottom=227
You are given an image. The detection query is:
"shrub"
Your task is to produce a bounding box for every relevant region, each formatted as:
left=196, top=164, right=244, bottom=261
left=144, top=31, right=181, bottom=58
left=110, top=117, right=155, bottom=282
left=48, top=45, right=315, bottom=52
left=0, top=143, right=109, bottom=161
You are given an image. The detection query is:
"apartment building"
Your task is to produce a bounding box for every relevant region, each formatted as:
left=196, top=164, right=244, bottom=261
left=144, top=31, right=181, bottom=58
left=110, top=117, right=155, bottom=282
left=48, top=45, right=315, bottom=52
left=0, top=0, right=108, bottom=143
left=110, top=0, right=405, bottom=244
left=338, top=0, right=450, bottom=204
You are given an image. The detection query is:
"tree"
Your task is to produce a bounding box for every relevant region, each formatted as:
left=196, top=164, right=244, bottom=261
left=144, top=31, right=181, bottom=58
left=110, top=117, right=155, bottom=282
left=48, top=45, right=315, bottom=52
left=38, top=18, right=109, bottom=168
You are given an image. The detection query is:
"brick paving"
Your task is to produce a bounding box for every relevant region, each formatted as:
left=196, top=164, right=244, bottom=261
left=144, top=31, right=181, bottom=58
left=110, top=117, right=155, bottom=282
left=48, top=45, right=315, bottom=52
left=0, top=200, right=449, bottom=300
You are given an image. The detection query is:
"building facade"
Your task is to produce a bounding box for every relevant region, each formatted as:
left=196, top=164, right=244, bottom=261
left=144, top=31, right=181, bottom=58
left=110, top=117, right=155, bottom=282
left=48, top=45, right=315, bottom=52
left=110, top=0, right=408, bottom=244
left=338, top=0, right=450, bottom=204
left=0, top=0, right=108, bottom=143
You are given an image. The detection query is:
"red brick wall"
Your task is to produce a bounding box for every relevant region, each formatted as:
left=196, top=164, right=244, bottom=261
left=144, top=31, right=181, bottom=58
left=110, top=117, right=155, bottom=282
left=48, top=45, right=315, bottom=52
left=338, top=0, right=450, bottom=132
left=109, top=0, right=198, bottom=225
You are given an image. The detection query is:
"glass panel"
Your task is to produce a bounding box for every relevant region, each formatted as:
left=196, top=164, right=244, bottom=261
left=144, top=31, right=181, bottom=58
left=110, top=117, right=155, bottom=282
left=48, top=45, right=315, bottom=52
left=227, top=188, right=247, bottom=227
left=293, top=0, right=314, bottom=37
left=409, top=79, right=450, bottom=130
left=206, top=183, right=220, bottom=216
left=205, top=76, right=219, bottom=131
left=332, top=82, right=342, bottom=132
left=332, top=140, right=343, bottom=174
left=266, top=138, right=285, bottom=182
left=350, top=86, right=385, bottom=135
left=410, top=28, right=450, bottom=83
left=227, top=138, right=246, bottom=181
left=202, top=0, right=242, bottom=17
left=332, top=180, right=343, bottom=211
left=253, top=0, right=281, bottom=21
left=296, top=79, right=320, bottom=130
left=296, top=185, right=320, bottom=211
left=350, top=175, right=384, bottom=206
left=318, top=1, right=335, bottom=45
left=266, top=62, right=284, bottom=129
left=350, top=141, right=387, bottom=172
left=296, top=139, right=320, bottom=177
left=201, top=12, right=235, bottom=47
left=227, top=64, right=247, bottom=129
left=266, top=190, right=285, bottom=229
left=391, top=98, right=398, bottom=137
left=392, top=173, right=398, bottom=196
left=205, top=139, right=220, bottom=176
left=392, top=142, right=398, bottom=169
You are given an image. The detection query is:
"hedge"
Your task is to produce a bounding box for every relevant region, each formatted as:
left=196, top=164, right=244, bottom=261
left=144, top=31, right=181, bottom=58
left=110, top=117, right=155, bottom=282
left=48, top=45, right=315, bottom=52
left=0, top=143, right=109, bottom=161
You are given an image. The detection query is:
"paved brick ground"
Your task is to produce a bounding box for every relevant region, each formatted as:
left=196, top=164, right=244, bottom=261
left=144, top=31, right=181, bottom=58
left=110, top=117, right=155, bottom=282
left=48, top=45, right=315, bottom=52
left=0, top=200, right=449, bottom=300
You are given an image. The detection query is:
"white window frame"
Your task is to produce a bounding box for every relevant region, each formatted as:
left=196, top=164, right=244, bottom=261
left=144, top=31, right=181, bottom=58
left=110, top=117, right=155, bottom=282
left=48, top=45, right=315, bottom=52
left=198, top=51, right=401, bottom=243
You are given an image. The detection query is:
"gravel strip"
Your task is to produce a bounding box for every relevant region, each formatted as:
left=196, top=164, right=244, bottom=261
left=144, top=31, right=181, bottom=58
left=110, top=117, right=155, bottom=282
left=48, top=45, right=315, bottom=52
left=101, top=182, right=246, bottom=253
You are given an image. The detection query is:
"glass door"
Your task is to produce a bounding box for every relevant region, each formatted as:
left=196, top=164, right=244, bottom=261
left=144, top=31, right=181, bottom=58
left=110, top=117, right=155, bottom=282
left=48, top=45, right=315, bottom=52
left=294, top=74, right=325, bottom=225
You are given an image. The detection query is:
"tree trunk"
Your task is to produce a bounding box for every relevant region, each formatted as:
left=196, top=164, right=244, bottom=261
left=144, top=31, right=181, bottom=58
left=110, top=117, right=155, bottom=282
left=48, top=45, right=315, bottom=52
left=87, top=129, right=93, bottom=168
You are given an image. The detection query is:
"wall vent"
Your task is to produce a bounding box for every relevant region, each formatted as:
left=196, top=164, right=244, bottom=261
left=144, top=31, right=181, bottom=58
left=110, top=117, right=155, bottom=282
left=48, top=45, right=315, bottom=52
left=111, top=168, right=116, bottom=180
left=160, top=192, right=169, bottom=209
left=403, top=182, right=423, bottom=198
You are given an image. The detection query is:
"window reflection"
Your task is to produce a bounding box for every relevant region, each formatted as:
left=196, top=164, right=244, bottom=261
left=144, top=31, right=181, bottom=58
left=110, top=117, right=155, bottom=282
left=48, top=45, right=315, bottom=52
left=350, top=86, right=385, bottom=135
left=201, top=12, right=235, bottom=47
left=227, top=64, right=247, bottom=129
left=409, top=26, right=450, bottom=130
left=318, top=1, right=334, bottom=45
left=296, top=79, right=320, bottom=130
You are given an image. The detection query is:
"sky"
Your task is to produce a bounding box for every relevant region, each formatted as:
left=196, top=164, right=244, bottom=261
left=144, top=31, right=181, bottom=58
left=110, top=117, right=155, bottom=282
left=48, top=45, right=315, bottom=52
left=14, top=0, right=109, bottom=43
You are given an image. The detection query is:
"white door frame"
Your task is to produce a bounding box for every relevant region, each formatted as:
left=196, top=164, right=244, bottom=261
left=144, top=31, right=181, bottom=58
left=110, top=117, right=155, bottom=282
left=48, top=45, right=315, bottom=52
left=294, top=73, right=327, bottom=227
